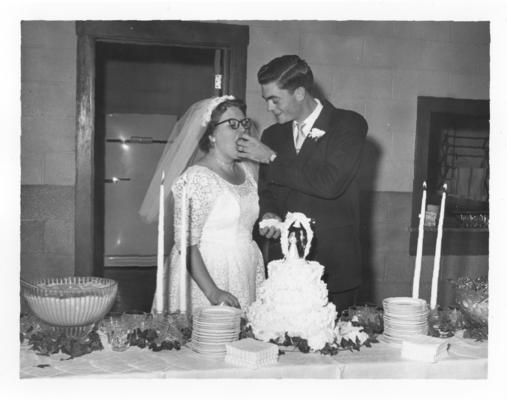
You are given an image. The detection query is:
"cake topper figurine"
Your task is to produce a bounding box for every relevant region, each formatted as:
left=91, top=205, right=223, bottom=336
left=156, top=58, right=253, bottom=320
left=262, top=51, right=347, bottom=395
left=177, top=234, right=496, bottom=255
left=280, top=212, right=314, bottom=260
left=287, top=232, right=299, bottom=259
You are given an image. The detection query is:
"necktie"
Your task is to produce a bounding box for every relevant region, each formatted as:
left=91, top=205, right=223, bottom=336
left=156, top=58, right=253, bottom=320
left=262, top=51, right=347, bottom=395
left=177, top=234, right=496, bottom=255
left=295, top=122, right=306, bottom=154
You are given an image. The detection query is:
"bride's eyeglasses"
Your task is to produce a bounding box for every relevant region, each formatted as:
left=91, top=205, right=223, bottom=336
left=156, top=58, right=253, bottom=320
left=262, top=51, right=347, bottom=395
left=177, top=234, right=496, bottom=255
left=215, top=118, right=252, bottom=130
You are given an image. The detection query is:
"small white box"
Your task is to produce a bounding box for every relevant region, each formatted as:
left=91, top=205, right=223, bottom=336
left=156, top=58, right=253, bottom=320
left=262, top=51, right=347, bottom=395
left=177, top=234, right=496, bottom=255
left=401, top=334, right=449, bottom=363
left=225, top=338, right=279, bottom=369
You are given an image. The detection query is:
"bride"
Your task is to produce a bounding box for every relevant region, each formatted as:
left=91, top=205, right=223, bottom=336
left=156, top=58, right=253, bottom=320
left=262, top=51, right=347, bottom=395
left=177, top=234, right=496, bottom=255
left=140, top=96, right=265, bottom=313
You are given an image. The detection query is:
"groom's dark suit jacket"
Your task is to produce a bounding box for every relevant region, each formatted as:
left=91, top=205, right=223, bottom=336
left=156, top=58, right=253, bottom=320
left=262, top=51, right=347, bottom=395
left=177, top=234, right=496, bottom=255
left=258, top=99, right=368, bottom=293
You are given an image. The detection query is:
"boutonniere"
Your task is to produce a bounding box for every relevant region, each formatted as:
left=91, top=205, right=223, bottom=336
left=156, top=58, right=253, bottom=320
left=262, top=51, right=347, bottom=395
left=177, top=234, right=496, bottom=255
left=307, top=128, right=326, bottom=141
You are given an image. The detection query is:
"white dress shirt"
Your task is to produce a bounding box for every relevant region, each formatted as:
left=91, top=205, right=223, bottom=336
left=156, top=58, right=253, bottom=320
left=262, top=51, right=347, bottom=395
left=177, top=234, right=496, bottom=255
left=293, top=98, right=323, bottom=150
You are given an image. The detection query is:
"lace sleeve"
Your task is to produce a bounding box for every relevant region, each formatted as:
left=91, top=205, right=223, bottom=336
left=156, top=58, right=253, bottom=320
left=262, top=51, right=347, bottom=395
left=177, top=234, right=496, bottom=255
left=172, top=167, right=217, bottom=247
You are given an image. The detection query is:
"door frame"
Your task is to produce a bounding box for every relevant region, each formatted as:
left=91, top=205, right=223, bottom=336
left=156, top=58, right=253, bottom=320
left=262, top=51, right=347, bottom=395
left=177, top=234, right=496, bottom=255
left=75, top=21, right=249, bottom=276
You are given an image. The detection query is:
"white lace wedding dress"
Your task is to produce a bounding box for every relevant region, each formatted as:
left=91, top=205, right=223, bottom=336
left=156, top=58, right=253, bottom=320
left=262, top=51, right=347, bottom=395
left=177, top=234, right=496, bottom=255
left=166, top=163, right=265, bottom=313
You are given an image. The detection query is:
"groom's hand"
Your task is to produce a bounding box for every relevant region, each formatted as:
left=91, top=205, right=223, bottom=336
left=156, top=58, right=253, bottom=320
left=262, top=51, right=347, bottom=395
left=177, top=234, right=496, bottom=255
left=259, top=213, right=282, bottom=239
left=237, top=135, right=275, bottom=164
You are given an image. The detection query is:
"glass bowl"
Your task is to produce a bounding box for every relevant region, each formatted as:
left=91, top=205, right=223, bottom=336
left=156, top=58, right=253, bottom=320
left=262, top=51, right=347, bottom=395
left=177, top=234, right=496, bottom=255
left=21, top=276, right=118, bottom=334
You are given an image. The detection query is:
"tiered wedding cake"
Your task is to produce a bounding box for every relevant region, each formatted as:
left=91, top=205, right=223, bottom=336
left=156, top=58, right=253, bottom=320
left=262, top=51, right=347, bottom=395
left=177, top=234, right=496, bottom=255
left=247, top=213, right=337, bottom=351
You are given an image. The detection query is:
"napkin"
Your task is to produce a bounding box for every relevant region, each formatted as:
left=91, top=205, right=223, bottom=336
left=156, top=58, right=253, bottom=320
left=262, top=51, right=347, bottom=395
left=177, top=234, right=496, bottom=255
left=225, top=338, right=279, bottom=369
left=401, top=335, right=449, bottom=363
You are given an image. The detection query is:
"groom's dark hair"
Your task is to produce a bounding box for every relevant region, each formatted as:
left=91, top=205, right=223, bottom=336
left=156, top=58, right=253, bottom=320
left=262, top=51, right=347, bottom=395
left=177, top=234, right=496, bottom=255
left=257, top=55, right=314, bottom=93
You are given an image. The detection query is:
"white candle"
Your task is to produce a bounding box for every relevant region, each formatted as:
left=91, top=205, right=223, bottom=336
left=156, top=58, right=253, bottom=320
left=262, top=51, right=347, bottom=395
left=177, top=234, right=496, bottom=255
left=412, top=181, right=427, bottom=299
left=430, top=184, right=447, bottom=309
left=179, top=177, right=188, bottom=313
left=154, top=171, right=165, bottom=314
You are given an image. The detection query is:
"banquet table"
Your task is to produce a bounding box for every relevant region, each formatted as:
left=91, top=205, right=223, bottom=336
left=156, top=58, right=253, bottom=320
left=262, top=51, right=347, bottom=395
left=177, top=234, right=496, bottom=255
left=20, top=337, right=487, bottom=379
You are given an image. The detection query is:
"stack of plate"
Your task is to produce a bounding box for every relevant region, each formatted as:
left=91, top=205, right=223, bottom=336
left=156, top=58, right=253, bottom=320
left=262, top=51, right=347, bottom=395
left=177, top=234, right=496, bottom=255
left=381, top=297, right=429, bottom=346
left=191, top=306, right=242, bottom=358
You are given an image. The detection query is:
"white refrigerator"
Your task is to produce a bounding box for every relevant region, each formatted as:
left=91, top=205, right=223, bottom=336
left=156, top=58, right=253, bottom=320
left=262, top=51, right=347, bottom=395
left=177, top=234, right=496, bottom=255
left=104, top=113, right=177, bottom=267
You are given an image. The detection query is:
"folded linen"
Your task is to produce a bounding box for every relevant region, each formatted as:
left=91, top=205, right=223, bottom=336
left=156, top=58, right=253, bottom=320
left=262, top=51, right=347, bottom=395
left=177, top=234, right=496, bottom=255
left=225, top=338, right=279, bottom=369
left=401, top=334, right=449, bottom=363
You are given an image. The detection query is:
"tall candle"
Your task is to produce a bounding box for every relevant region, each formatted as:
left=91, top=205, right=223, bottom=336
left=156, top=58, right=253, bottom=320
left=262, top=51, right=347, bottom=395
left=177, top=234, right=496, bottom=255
left=154, top=171, right=165, bottom=314
left=430, top=183, right=447, bottom=309
left=412, top=181, right=427, bottom=299
left=179, top=177, right=188, bottom=313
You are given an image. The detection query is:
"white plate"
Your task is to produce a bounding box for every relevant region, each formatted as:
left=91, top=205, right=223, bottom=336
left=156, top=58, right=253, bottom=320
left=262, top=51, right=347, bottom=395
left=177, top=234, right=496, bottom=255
left=384, top=317, right=428, bottom=322
left=192, top=332, right=239, bottom=338
left=191, top=341, right=228, bottom=348
left=384, top=326, right=426, bottom=333
left=193, top=326, right=240, bottom=332
left=384, top=329, right=427, bottom=337
left=384, top=317, right=428, bottom=323
left=192, top=326, right=239, bottom=332
left=191, top=346, right=227, bottom=353
left=383, top=297, right=428, bottom=306
left=384, top=309, right=429, bottom=315
left=194, top=316, right=240, bottom=322
left=384, top=312, right=427, bottom=318
left=385, top=326, right=427, bottom=331
left=384, top=329, right=423, bottom=336
left=192, top=331, right=239, bottom=336
left=193, top=322, right=240, bottom=329
left=383, top=309, right=427, bottom=314
left=384, top=324, right=428, bottom=330
left=194, top=323, right=239, bottom=327
left=192, top=337, right=239, bottom=344
left=195, top=305, right=242, bottom=316
left=194, top=320, right=239, bottom=327
left=193, top=324, right=240, bottom=329
left=377, top=334, right=403, bottom=347
left=190, top=344, right=227, bottom=355
left=194, top=328, right=239, bottom=334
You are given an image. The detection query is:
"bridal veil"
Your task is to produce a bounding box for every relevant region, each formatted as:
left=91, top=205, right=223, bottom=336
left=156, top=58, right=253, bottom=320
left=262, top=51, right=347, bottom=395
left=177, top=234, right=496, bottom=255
left=139, top=95, right=258, bottom=223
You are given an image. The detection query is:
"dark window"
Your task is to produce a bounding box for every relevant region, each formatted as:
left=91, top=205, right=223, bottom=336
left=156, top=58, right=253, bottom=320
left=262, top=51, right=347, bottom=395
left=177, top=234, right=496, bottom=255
left=409, top=97, right=489, bottom=255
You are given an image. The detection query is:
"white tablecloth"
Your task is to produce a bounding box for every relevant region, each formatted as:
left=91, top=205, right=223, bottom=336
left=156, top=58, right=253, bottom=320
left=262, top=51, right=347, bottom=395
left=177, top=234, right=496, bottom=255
left=20, top=338, right=487, bottom=379
left=335, top=340, right=488, bottom=379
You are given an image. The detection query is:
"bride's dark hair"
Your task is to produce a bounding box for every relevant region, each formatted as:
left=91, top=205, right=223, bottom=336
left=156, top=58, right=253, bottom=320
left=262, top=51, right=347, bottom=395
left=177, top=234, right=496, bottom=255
left=199, top=98, right=247, bottom=152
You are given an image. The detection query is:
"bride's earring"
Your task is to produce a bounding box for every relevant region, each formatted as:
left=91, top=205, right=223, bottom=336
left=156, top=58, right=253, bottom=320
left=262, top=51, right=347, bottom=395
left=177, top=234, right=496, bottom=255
left=209, top=136, right=216, bottom=146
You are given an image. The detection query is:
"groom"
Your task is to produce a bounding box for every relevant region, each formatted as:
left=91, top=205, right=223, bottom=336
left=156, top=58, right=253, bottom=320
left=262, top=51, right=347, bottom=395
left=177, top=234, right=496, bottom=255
left=238, top=55, right=368, bottom=313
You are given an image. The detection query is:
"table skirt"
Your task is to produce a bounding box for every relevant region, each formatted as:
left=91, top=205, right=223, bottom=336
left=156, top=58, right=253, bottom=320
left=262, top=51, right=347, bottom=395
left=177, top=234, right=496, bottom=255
left=20, top=339, right=487, bottom=379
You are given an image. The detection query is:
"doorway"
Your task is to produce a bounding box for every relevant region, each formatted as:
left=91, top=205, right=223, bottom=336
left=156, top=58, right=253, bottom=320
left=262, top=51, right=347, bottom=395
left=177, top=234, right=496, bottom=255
left=98, top=42, right=220, bottom=311
left=75, top=21, right=249, bottom=311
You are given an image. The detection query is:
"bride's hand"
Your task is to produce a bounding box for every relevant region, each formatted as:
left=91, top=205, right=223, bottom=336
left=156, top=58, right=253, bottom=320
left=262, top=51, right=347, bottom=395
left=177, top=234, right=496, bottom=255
left=208, top=288, right=241, bottom=309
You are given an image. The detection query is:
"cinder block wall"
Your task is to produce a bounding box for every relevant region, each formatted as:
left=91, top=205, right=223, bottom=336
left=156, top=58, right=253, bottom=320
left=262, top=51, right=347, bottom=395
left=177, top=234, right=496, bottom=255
left=21, top=21, right=76, bottom=281
left=20, top=21, right=489, bottom=307
left=241, top=21, right=489, bottom=189
left=240, top=21, right=490, bottom=306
